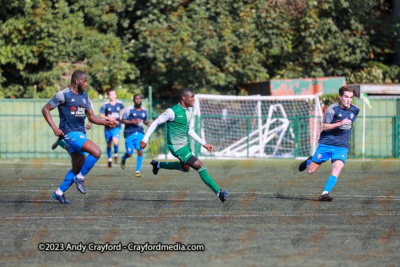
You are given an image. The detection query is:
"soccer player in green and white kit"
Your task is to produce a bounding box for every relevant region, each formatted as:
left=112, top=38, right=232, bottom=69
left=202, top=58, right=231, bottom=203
left=139, top=88, right=228, bottom=202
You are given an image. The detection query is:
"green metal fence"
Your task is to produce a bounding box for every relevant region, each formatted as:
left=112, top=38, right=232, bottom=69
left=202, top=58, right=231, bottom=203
left=1, top=99, right=399, bottom=159
left=0, top=99, right=169, bottom=159
left=193, top=114, right=400, bottom=159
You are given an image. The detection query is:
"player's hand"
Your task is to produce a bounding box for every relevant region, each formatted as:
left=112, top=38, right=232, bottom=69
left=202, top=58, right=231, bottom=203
left=139, top=141, right=147, bottom=150
left=107, top=120, right=118, bottom=128
left=86, top=123, right=92, bottom=130
left=204, top=144, right=213, bottom=152
left=108, top=117, right=117, bottom=121
left=341, top=117, right=352, bottom=126
left=52, top=127, right=64, bottom=137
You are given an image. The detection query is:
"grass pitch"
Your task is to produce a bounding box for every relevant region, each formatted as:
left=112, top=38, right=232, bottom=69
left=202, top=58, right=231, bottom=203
left=0, top=158, right=399, bottom=266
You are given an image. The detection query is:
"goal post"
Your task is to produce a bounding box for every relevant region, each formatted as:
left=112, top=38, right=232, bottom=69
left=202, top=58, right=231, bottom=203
left=193, top=94, right=323, bottom=158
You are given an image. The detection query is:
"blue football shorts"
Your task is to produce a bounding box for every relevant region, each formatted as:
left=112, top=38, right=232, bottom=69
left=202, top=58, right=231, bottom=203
left=312, top=143, right=349, bottom=164
left=64, top=131, right=88, bottom=155
left=105, top=127, right=121, bottom=143
left=125, top=132, right=144, bottom=155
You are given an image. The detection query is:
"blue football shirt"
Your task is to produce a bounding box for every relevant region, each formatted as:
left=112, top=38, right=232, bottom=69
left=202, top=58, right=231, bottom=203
left=318, top=103, right=360, bottom=149
left=48, top=87, right=93, bottom=135
left=99, top=100, right=124, bottom=130
left=122, top=106, right=148, bottom=138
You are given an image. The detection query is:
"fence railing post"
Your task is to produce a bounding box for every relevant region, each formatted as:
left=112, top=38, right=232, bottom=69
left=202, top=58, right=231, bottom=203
left=394, top=116, right=399, bottom=158
left=247, top=117, right=250, bottom=158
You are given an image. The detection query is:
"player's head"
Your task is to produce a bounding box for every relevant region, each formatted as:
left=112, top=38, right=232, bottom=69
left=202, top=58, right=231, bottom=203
left=133, top=94, right=142, bottom=108
left=107, top=89, right=117, bottom=101
left=339, top=86, right=355, bottom=109
left=178, top=88, right=195, bottom=107
left=71, top=70, right=87, bottom=93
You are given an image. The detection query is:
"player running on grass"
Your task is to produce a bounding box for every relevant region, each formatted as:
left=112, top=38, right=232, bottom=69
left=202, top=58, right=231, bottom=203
left=298, top=86, right=360, bottom=201
left=99, top=89, right=125, bottom=168
left=139, top=88, right=228, bottom=202
left=42, top=70, right=118, bottom=204
left=120, top=94, right=151, bottom=177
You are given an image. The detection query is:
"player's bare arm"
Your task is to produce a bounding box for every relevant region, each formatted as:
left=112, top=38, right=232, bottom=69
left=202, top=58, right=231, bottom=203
left=121, top=118, right=142, bottom=125
left=322, top=117, right=352, bottom=131
left=42, top=103, right=64, bottom=136
left=99, top=113, right=117, bottom=121
left=120, top=108, right=125, bottom=120
left=86, top=110, right=118, bottom=128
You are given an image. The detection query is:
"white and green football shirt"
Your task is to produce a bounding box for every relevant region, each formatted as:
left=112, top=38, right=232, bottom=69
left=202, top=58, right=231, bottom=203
left=142, top=103, right=206, bottom=151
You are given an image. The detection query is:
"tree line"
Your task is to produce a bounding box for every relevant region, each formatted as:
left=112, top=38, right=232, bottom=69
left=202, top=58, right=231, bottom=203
left=0, top=0, right=399, bottom=99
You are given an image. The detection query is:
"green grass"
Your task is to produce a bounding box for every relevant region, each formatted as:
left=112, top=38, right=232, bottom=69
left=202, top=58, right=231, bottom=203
left=0, top=158, right=399, bottom=266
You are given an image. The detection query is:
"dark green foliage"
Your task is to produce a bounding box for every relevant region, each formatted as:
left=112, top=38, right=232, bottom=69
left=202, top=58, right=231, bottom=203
left=0, top=0, right=399, bottom=98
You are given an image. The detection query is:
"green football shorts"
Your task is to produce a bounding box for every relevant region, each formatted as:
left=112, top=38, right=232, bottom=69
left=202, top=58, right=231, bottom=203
left=168, top=144, right=193, bottom=164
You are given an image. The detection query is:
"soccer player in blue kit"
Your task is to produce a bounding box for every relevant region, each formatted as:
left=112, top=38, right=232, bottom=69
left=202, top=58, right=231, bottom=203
left=120, top=94, right=151, bottom=177
left=99, top=89, right=125, bottom=168
left=298, top=86, right=360, bottom=201
left=42, top=70, right=118, bottom=204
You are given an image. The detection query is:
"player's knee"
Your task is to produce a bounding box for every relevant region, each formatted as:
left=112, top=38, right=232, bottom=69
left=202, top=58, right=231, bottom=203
left=137, top=150, right=143, bottom=156
left=332, top=167, right=342, bottom=176
left=307, top=168, right=315, bottom=175
left=126, top=153, right=133, bottom=158
left=92, top=147, right=101, bottom=159
left=181, top=164, right=190, bottom=172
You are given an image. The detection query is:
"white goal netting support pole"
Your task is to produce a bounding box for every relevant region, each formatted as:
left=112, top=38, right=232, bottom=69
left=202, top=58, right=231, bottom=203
left=193, top=94, right=323, bottom=158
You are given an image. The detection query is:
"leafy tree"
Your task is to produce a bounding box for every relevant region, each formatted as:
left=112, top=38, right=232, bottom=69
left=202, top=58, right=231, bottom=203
left=0, top=0, right=399, bottom=98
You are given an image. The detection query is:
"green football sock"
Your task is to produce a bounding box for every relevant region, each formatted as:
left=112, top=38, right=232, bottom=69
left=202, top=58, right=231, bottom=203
left=198, top=166, right=220, bottom=195
left=160, top=162, right=181, bottom=170
left=58, top=140, right=67, bottom=149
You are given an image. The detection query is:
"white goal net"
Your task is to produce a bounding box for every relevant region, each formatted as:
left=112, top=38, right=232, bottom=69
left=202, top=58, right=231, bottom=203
left=193, top=94, right=323, bottom=158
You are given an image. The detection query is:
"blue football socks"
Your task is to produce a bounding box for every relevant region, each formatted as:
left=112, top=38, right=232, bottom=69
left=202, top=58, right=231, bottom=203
left=107, top=147, right=112, bottom=160
left=59, top=169, right=76, bottom=192
left=136, top=156, right=143, bottom=173
left=78, top=155, right=99, bottom=177
left=323, top=175, right=338, bottom=194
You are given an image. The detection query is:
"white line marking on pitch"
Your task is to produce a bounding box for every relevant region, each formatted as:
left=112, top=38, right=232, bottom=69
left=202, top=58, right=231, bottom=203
left=0, top=161, right=150, bottom=168
left=0, top=190, right=399, bottom=200
left=1, top=214, right=400, bottom=220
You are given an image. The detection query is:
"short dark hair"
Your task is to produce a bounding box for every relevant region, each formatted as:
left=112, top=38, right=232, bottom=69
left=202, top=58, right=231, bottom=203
left=339, top=86, right=355, bottom=96
left=71, top=70, right=86, bottom=84
left=178, top=88, right=194, bottom=100
left=107, top=89, right=115, bottom=95
left=133, top=94, right=141, bottom=100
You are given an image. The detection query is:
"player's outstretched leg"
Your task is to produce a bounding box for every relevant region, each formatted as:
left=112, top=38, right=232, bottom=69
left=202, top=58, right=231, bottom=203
left=107, top=142, right=112, bottom=168
left=52, top=151, right=84, bottom=204
left=114, top=142, right=119, bottom=165
left=75, top=140, right=102, bottom=194
left=299, top=156, right=312, bottom=172
left=150, top=160, right=193, bottom=175
left=319, top=160, right=343, bottom=201
left=150, top=160, right=160, bottom=175
left=52, top=136, right=68, bottom=151
left=120, top=153, right=132, bottom=169
left=53, top=168, right=76, bottom=204
left=135, top=150, right=144, bottom=177
left=182, top=155, right=227, bottom=202
left=196, top=165, right=227, bottom=202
